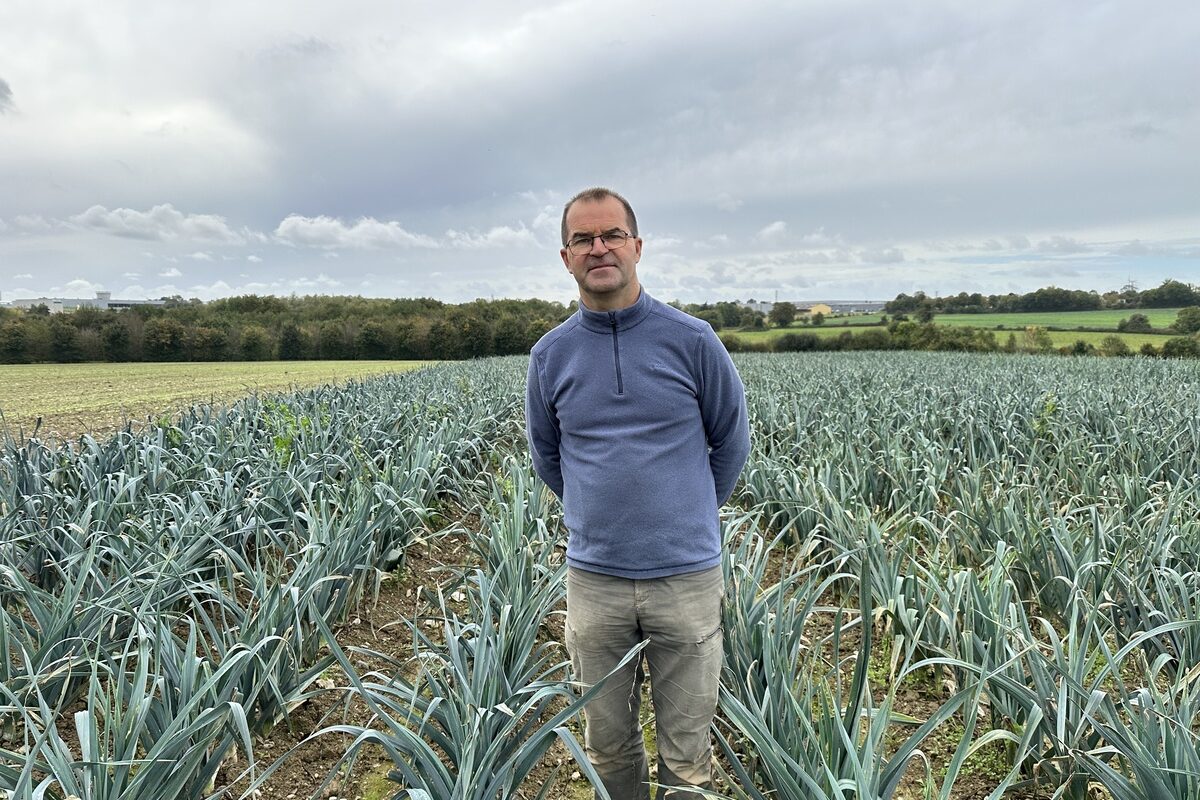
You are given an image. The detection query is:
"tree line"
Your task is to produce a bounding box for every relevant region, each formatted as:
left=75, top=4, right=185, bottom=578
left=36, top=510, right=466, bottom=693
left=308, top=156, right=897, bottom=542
left=885, top=279, right=1200, bottom=315
left=3, top=288, right=1197, bottom=365
left=0, top=295, right=570, bottom=364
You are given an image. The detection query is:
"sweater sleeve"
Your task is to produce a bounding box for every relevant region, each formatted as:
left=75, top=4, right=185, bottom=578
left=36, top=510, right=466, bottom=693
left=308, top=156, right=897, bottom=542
left=695, top=329, right=751, bottom=505
left=525, top=354, right=564, bottom=498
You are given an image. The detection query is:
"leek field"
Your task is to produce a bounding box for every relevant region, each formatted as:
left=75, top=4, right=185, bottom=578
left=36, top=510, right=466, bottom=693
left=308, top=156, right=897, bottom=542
left=2, top=352, right=1199, bottom=799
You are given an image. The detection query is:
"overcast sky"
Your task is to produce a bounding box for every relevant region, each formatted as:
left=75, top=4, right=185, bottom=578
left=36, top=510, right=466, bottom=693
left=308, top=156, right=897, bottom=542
left=1, top=1, right=1198, bottom=305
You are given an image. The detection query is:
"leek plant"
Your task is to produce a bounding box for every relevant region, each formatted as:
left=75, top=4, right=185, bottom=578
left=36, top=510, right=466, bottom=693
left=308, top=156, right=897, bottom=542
left=294, top=570, right=644, bottom=800
left=716, top=554, right=1016, bottom=799
left=0, top=621, right=255, bottom=800
left=1078, top=659, right=1200, bottom=798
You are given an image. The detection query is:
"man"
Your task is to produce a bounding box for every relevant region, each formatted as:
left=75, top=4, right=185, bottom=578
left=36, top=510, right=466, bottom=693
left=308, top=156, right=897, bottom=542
left=525, top=187, right=751, bottom=799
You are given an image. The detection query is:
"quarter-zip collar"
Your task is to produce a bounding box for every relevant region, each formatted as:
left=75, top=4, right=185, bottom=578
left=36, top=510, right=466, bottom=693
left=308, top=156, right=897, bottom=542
left=576, top=288, right=652, bottom=333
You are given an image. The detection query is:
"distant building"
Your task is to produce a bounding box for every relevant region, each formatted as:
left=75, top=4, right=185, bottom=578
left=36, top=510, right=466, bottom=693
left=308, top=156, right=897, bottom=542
left=824, top=300, right=887, bottom=314
left=740, top=299, right=887, bottom=315
left=2, top=291, right=165, bottom=313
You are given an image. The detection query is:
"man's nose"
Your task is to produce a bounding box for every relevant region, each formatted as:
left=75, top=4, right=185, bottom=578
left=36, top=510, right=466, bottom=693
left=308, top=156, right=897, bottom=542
left=589, top=236, right=610, bottom=254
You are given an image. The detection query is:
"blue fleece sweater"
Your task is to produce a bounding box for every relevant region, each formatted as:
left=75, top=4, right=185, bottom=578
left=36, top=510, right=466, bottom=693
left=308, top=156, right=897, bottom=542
left=525, top=290, right=751, bottom=579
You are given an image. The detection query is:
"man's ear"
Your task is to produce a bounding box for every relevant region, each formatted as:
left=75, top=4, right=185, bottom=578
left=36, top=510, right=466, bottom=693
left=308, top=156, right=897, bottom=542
left=560, top=248, right=570, bottom=269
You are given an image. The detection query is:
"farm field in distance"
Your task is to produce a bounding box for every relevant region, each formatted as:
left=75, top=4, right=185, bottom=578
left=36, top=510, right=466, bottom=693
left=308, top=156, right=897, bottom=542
left=3, top=352, right=1199, bottom=799
left=0, top=360, right=430, bottom=441
left=927, top=307, right=1182, bottom=329
left=733, top=323, right=1176, bottom=349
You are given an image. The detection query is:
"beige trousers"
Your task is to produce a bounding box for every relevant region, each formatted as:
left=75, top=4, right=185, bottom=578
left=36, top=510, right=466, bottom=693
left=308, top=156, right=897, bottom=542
left=565, top=565, right=724, bottom=800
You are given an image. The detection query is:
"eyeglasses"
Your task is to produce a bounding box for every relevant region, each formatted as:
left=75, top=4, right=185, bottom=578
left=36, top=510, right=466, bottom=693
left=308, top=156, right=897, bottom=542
left=565, top=230, right=635, bottom=255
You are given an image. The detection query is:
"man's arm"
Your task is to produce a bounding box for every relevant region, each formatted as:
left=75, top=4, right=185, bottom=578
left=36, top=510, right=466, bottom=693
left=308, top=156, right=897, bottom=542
left=695, top=329, right=751, bottom=505
left=525, top=355, right=565, bottom=498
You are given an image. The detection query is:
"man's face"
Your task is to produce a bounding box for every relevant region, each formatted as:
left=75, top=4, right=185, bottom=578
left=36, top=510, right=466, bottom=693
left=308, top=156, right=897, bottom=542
left=560, top=196, right=642, bottom=311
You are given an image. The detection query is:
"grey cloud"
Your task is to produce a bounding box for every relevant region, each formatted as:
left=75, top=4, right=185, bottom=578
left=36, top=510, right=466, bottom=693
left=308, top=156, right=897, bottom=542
left=445, top=225, right=539, bottom=249
left=755, top=221, right=787, bottom=241
left=714, top=193, right=743, bottom=212
left=802, top=228, right=841, bottom=247
left=1122, top=122, right=1166, bottom=141
left=71, top=204, right=248, bottom=243
left=858, top=247, right=905, bottom=264
left=52, top=278, right=107, bottom=295
left=273, top=214, right=439, bottom=249
left=14, top=215, right=51, bottom=231
left=1009, top=263, right=1083, bottom=279
left=0, top=78, right=12, bottom=113
left=273, top=37, right=337, bottom=60
left=1037, top=236, right=1089, bottom=254
left=1115, top=238, right=1200, bottom=258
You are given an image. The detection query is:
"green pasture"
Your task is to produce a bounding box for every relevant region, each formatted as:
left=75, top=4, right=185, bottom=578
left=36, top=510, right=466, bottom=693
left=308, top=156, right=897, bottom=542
left=930, top=308, right=1182, bottom=329
left=0, top=360, right=430, bottom=441
left=745, top=308, right=1183, bottom=337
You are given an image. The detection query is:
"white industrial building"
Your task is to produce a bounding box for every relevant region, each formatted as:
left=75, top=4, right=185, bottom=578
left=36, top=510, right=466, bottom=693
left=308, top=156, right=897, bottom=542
left=1, top=291, right=165, bottom=313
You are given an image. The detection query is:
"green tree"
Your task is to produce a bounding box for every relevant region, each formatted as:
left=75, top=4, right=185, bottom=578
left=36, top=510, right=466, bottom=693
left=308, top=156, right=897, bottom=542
left=715, top=301, right=743, bottom=328
left=454, top=311, right=494, bottom=358
left=1173, top=306, right=1200, bottom=334
left=769, top=302, right=796, bottom=328
left=190, top=327, right=229, bottom=361
left=0, top=321, right=29, bottom=363
left=143, top=318, right=187, bottom=360
left=48, top=317, right=82, bottom=362
left=239, top=324, right=273, bottom=360
left=739, top=309, right=764, bottom=329
left=695, top=309, right=723, bottom=331
left=101, top=323, right=131, bottom=361
left=1099, top=335, right=1131, bottom=357
left=427, top=317, right=463, bottom=360
left=493, top=315, right=528, bottom=355
left=355, top=321, right=391, bottom=359
left=1117, top=313, right=1153, bottom=333
left=278, top=323, right=307, bottom=360
left=1162, top=336, right=1200, bottom=359
left=811, top=311, right=826, bottom=326
left=1023, top=325, right=1054, bottom=354
left=526, top=318, right=556, bottom=348
left=392, top=320, right=422, bottom=359
left=1140, top=279, right=1200, bottom=308
left=317, top=321, right=351, bottom=359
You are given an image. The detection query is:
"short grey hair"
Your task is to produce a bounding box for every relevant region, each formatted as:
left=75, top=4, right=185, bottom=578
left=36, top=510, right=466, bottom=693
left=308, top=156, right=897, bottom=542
left=560, top=187, right=638, bottom=246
